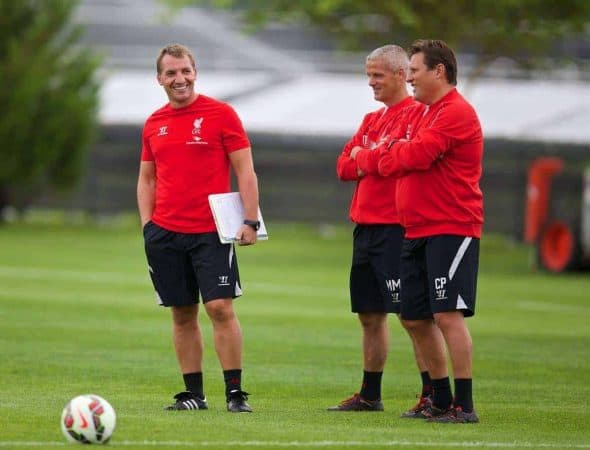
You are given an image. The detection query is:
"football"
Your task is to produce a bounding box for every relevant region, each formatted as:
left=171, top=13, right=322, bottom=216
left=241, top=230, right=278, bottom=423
left=60, top=394, right=116, bottom=444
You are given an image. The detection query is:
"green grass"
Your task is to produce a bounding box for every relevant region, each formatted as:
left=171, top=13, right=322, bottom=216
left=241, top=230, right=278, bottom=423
left=0, top=221, right=589, bottom=449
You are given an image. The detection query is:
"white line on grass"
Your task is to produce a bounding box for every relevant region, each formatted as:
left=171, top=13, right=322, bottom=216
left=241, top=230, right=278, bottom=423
left=0, top=266, right=146, bottom=286
left=516, top=300, right=590, bottom=315
left=0, top=265, right=347, bottom=297
left=1, top=441, right=589, bottom=448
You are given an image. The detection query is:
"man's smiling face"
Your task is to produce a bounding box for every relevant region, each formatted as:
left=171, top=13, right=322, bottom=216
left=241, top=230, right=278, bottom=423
left=157, top=54, right=197, bottom=108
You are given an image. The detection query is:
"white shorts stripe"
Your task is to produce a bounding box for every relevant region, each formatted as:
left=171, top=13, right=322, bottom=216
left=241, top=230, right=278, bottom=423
left=228, top=244, right=234, bottom=268
left=448, top=237, right=472, bottom=281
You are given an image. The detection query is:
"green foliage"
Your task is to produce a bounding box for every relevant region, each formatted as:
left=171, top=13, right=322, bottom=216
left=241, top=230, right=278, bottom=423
left=161, top=0, right=590, bottom=73
left=0, top=0, right=101, bottom=211
left=0, top=222, right=589, bottom=448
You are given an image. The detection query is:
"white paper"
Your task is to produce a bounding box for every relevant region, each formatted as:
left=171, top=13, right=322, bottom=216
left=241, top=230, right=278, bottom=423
left=208, top=192, right=268, bottom=244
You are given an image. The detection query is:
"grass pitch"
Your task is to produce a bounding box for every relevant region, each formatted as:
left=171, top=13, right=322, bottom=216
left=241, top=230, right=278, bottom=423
left=0, top=220, right=589, bottom=449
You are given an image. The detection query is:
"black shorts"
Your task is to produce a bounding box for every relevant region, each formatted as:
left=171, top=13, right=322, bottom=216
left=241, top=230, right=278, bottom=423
left=400, top=235, right=479, bottom=320
left=349, top=224, right=404, bottom=314
left=143, top=221, right=241, bottom=307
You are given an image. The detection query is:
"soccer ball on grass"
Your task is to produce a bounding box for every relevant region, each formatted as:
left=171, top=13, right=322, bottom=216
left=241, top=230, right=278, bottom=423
left=61, top=394, right=116, bottom=444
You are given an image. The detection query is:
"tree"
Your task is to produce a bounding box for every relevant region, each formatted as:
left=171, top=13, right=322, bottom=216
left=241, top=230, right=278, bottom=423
left=0, top=0, right=101, bottom=217
left=161, top=0, right=590, bottom=78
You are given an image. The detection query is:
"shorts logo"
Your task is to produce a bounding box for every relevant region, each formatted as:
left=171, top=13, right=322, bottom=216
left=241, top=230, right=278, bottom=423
left=434, top=277, right=448, bottom=301
left=386, top=278, right=400, bottom=303
left=218, top=275, right=230, bottom=286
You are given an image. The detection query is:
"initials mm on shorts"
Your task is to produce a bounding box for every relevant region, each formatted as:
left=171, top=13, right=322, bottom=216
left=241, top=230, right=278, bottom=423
left=386, top=279, right=401, bottom=303
left=434, top=277, right=448, bottom=301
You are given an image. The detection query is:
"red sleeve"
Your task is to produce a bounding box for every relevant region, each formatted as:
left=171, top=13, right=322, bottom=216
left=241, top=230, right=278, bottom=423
left=336, top=141, right=360, bottom=181
left=141, top=121, right=154, bottom=162
left=336, top=113, right=372, bottom=181
left=378, top=103, right=465, bottom=177
left=222, top=104, right=251, bottom=153
left=355, top=147, right=382, bottom=175
left=360, top=100, right=420, bottom=176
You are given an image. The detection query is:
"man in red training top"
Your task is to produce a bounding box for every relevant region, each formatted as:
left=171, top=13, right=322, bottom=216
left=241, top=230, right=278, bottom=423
left=329, top=44, right=445, bottom=416
left=352, top=39, right=483, bottom=423
left=137, top=43, right=260, bottom=413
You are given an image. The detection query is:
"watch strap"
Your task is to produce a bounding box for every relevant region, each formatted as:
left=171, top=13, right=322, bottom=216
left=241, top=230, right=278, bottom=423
left=243, top=219, right=260, bottom=231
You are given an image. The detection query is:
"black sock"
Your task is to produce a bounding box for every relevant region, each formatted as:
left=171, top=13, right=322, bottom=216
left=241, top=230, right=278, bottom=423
left=454, top=378, right=473, bottom=412
left=223, top=369, right=242, bottom=399
left=420, top=371, right=432, bottom=398
left=359, top=371, right=383, bottom=401
left=182, top=372, right=203, bottom=398
left=431, top=377, right=452, bottom=410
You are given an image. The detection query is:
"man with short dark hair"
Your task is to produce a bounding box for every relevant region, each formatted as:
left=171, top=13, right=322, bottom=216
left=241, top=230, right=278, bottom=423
left=137, top=43, right=260, bottom=413
left=352, top=39, right=483, bottom=423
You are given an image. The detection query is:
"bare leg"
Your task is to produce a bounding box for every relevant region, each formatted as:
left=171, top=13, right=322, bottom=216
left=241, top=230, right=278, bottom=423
left=358, top=312, right=389, bottom=371
left=401, top=318, right=448, bottom=379
left=398, top=314, right=426, bottom=373
left=433, top=311, right=472, bottom=378
left=171, top=304, right=203, bottom=373
left=204, top=298, right=243, bottom=370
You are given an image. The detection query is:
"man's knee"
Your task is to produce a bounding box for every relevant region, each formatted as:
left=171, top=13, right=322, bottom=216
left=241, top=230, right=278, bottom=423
left=433, top=311, right=464, bottom=332
left=171, top=305, right=197, bottom=327
left=205, top=298, right=235, bottom=323
left=358, top=312, right=387, bottom=331
left=399, top=317, right=429, bottom=333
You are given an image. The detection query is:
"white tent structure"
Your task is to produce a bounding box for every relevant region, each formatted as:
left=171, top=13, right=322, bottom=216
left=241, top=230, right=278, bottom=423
left=100, top=69, right=590, bottom=145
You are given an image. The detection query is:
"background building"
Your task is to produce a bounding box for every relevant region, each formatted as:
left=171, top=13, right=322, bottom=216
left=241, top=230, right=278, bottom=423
left=37, top=0, right=590, bottom=238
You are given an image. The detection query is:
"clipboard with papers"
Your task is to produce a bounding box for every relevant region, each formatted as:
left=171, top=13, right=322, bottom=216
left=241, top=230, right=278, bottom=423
left=208, top=192, right=268, bottom=244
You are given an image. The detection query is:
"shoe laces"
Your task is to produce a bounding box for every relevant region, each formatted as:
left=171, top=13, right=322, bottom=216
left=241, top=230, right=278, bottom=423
left=409, top=395, right=431, bottom=412
left=228, top=390, right=250, bottom=402
left=430, top=404, right=450, bottom=417
left=173, top=391, right=201, bottom=402
left=339, top=393, right=362, bottom=406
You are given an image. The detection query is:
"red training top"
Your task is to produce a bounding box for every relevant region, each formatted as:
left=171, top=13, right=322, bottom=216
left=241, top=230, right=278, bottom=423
left=336, top=96, right=416, bottom=224
left=141, top=94, right=250, bottom=233
left=355, top=88, right=484, bottom=238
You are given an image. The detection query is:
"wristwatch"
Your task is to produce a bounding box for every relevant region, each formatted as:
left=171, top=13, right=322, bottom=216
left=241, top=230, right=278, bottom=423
left=243, top=219, right=260, bottom=231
